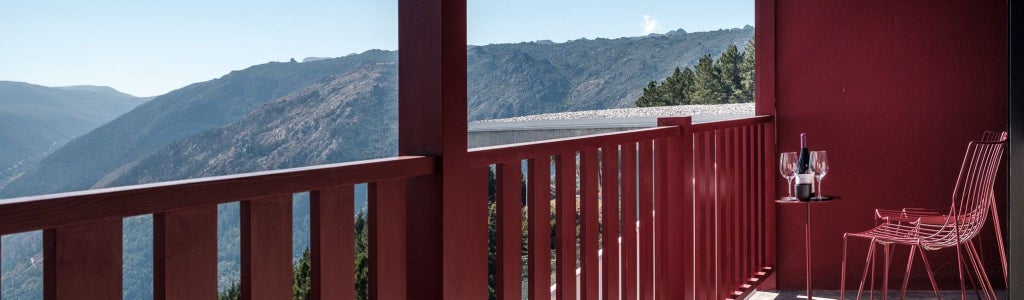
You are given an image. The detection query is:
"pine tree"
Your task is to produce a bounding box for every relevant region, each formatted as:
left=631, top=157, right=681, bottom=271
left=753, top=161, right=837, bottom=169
left=635, top=80, right=666, bottom=107
left=690, top=54, right=725, bottom=104
left=716, top=44, right=744, bottom=103
left=681, top=67, right=696, bottom=103
left=663, top=67, right=690, bottom=105
left=291, top=249, right=312, bottom=299
left=739, top=38, right=756, bottom=103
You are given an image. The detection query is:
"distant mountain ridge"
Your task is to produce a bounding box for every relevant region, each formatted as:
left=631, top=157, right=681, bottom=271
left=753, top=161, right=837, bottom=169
left=0, top=27, right=753, bottom=299
left=1, top=27, right=752, bottom=198
left=0, top=81, right=146, bottom=186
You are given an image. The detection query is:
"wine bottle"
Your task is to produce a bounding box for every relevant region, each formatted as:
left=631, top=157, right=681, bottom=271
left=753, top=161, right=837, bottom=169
left=795, top=133, right=814, bottom=199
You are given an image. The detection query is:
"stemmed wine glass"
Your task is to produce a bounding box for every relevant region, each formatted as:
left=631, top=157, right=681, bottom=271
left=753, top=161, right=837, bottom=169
left=779, top=152, right=798, bottom=200
left=811, top=151, right=829, bottom=200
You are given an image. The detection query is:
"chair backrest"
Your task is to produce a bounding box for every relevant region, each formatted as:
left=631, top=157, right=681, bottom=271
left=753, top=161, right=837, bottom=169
left=951, top=131, right=1007, bottom=240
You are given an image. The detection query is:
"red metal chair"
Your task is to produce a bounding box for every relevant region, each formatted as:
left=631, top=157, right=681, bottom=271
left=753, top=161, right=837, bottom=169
left=873, top=131, right=1009, bottom=288
left=840, top=132, right=1007, bottom=300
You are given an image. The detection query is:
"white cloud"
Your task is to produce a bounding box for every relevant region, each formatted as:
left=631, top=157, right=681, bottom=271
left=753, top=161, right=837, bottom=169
left=642, top=14, right=661, bottom=35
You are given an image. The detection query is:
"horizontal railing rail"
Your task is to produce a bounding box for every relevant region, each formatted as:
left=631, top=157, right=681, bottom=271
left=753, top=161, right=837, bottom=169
left=0, top=156, right=434, bottom=235
left=467, top=126, right=679, bottom=165
left=0, top=155, right=434, bottom=299
left=0, top=115, right=776, bottom=300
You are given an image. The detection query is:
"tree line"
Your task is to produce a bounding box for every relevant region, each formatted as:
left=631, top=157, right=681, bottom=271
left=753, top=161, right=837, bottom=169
left=635, top=39, right=755, bottom=107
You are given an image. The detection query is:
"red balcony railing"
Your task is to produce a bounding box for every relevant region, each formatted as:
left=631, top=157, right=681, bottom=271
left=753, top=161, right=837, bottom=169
left=0, top=115, right=774, bottom=300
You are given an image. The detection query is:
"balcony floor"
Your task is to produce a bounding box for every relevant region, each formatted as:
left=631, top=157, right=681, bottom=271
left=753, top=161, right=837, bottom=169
left=750, top=290, right=1007, bottom=300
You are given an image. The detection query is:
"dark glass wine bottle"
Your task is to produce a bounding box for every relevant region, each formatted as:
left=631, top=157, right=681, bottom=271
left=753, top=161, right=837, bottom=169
left=797, top=133, right=810, bottom=174
left=795, top=133, right=813, bottom=199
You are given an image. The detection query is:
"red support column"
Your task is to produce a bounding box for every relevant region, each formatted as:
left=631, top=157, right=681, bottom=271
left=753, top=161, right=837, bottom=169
left=43, top=219, right=123, bottom=300
left=657, top=117, right=693, bottom=300
left=310, top=185, right=355, bottom=300
left=241, top=195, right=293, bottom=300
left=398, top=0, right=483, bottom=298
left=154, top=206, right=218, bottom=300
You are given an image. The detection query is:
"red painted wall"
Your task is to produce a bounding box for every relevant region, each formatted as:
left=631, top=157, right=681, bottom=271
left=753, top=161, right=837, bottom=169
left=758, top=0, right=1008, bottom=290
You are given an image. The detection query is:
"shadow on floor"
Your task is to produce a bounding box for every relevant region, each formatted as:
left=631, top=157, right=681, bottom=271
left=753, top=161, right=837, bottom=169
left=749, top=290, right=1006, bottom=300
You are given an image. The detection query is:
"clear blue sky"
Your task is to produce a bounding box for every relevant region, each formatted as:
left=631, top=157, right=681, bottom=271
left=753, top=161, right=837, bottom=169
left=0, top=0, right=752, bottom=97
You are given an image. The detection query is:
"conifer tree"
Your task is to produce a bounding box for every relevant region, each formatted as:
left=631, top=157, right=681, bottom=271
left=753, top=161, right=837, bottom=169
left=635, top=80, right=666, bottom=107
left=663, top=67, right=689, bottom=105
left=739, top=38, right=756, bottom=102
left=716, top=44, right=744, bottom=103
left=690, top=54, right=724, bottom=104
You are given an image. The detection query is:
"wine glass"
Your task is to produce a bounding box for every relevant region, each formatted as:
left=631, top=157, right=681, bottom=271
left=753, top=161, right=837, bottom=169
left=779, top=152, right=798, bottom=200
left=811, top=151, right=829, bottom=200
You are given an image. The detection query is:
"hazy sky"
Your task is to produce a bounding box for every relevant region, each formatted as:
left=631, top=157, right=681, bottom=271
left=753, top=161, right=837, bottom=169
left=0, top=0, right=752, bottom=97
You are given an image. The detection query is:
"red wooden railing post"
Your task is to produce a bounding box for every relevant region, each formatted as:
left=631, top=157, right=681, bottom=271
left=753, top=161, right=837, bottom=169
left=527, top=157, right=553, bottom=300
left=310, top=185, right=355, bottom=300
left=43, top=219, right=123, bottom=300
left=638, top=141, right=655, bottom=300
left=369, top=180, right=407, bottom=300
left=656, top=117, right=694, bottom=300
left=240, top=195, right=293, bottom=300
left=555, top=153, right=578, bottom=300
left=603, top=146, right=622, bottom=300
left=580, top=150, right=601, bottom=299
left=154, top=206, right=218, bottom=300
left=495, top=162, right=523, bottom=300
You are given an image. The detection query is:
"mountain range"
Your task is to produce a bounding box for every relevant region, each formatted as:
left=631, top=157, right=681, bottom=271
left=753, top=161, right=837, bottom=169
left=0, top=26, right=753, bottom=299
left=0, top=82, right=147, bottom=187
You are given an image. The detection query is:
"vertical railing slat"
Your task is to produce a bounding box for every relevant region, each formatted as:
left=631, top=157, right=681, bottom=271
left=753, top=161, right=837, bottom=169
left=528, top=157, right=552, bottom=300
left=311, top=185, right=355, bottom=300
left=638, top=141, right=654, bottom=300
left=699, top=132, right=716, bottom=300
left=763, top=123, right=777, bottom=270
left=241, top=195, right=293, bottom=300
left=601, top=147, right=620, bottom=300
left=580, top=150, right=600, bottom=299
left=743, top=126, right=753, bottom=281
left=621, top=144, right=639, bottom=300
left=43, top=219, right=123, bottom=300
left=369, top=179, right=407, bottom=300
left=154, top=206, right=218, bottom=300
left=732, top=128, right=742, bottom=292
left=496, top=162, right=523, bottom=300
left=717, top=129, right=730, bottom=299
left=654, top=138, right=668, bottom=299
left=556, top=153, right=578, bottom=300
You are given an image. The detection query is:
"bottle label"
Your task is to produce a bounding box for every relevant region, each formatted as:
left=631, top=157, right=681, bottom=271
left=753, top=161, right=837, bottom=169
left=796, top=173, right=814, bottom=185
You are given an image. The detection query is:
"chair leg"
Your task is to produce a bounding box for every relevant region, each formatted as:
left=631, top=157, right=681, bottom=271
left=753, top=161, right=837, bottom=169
left=915, top=246, right=940, bottom=300
left=842, top=235, right=849, bottom=300
left=960, top=247, right=983, bottom=300
left=963, top=243, right=991, bottom=300
left=956, top=242, right=967, bottom=300
left=967, top=242, right=997, bottom=300
left=882, top=244, right=892, bottom=300
left=989, top=197, right=1008, bottom=287
left=899, top=245, right=916, bottom=300
left=857, top=240, right=877, bottom=300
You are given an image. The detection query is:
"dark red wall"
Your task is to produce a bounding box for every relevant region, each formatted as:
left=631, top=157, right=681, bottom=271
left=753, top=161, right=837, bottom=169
left=758, top=0, right=1008, bottom=290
